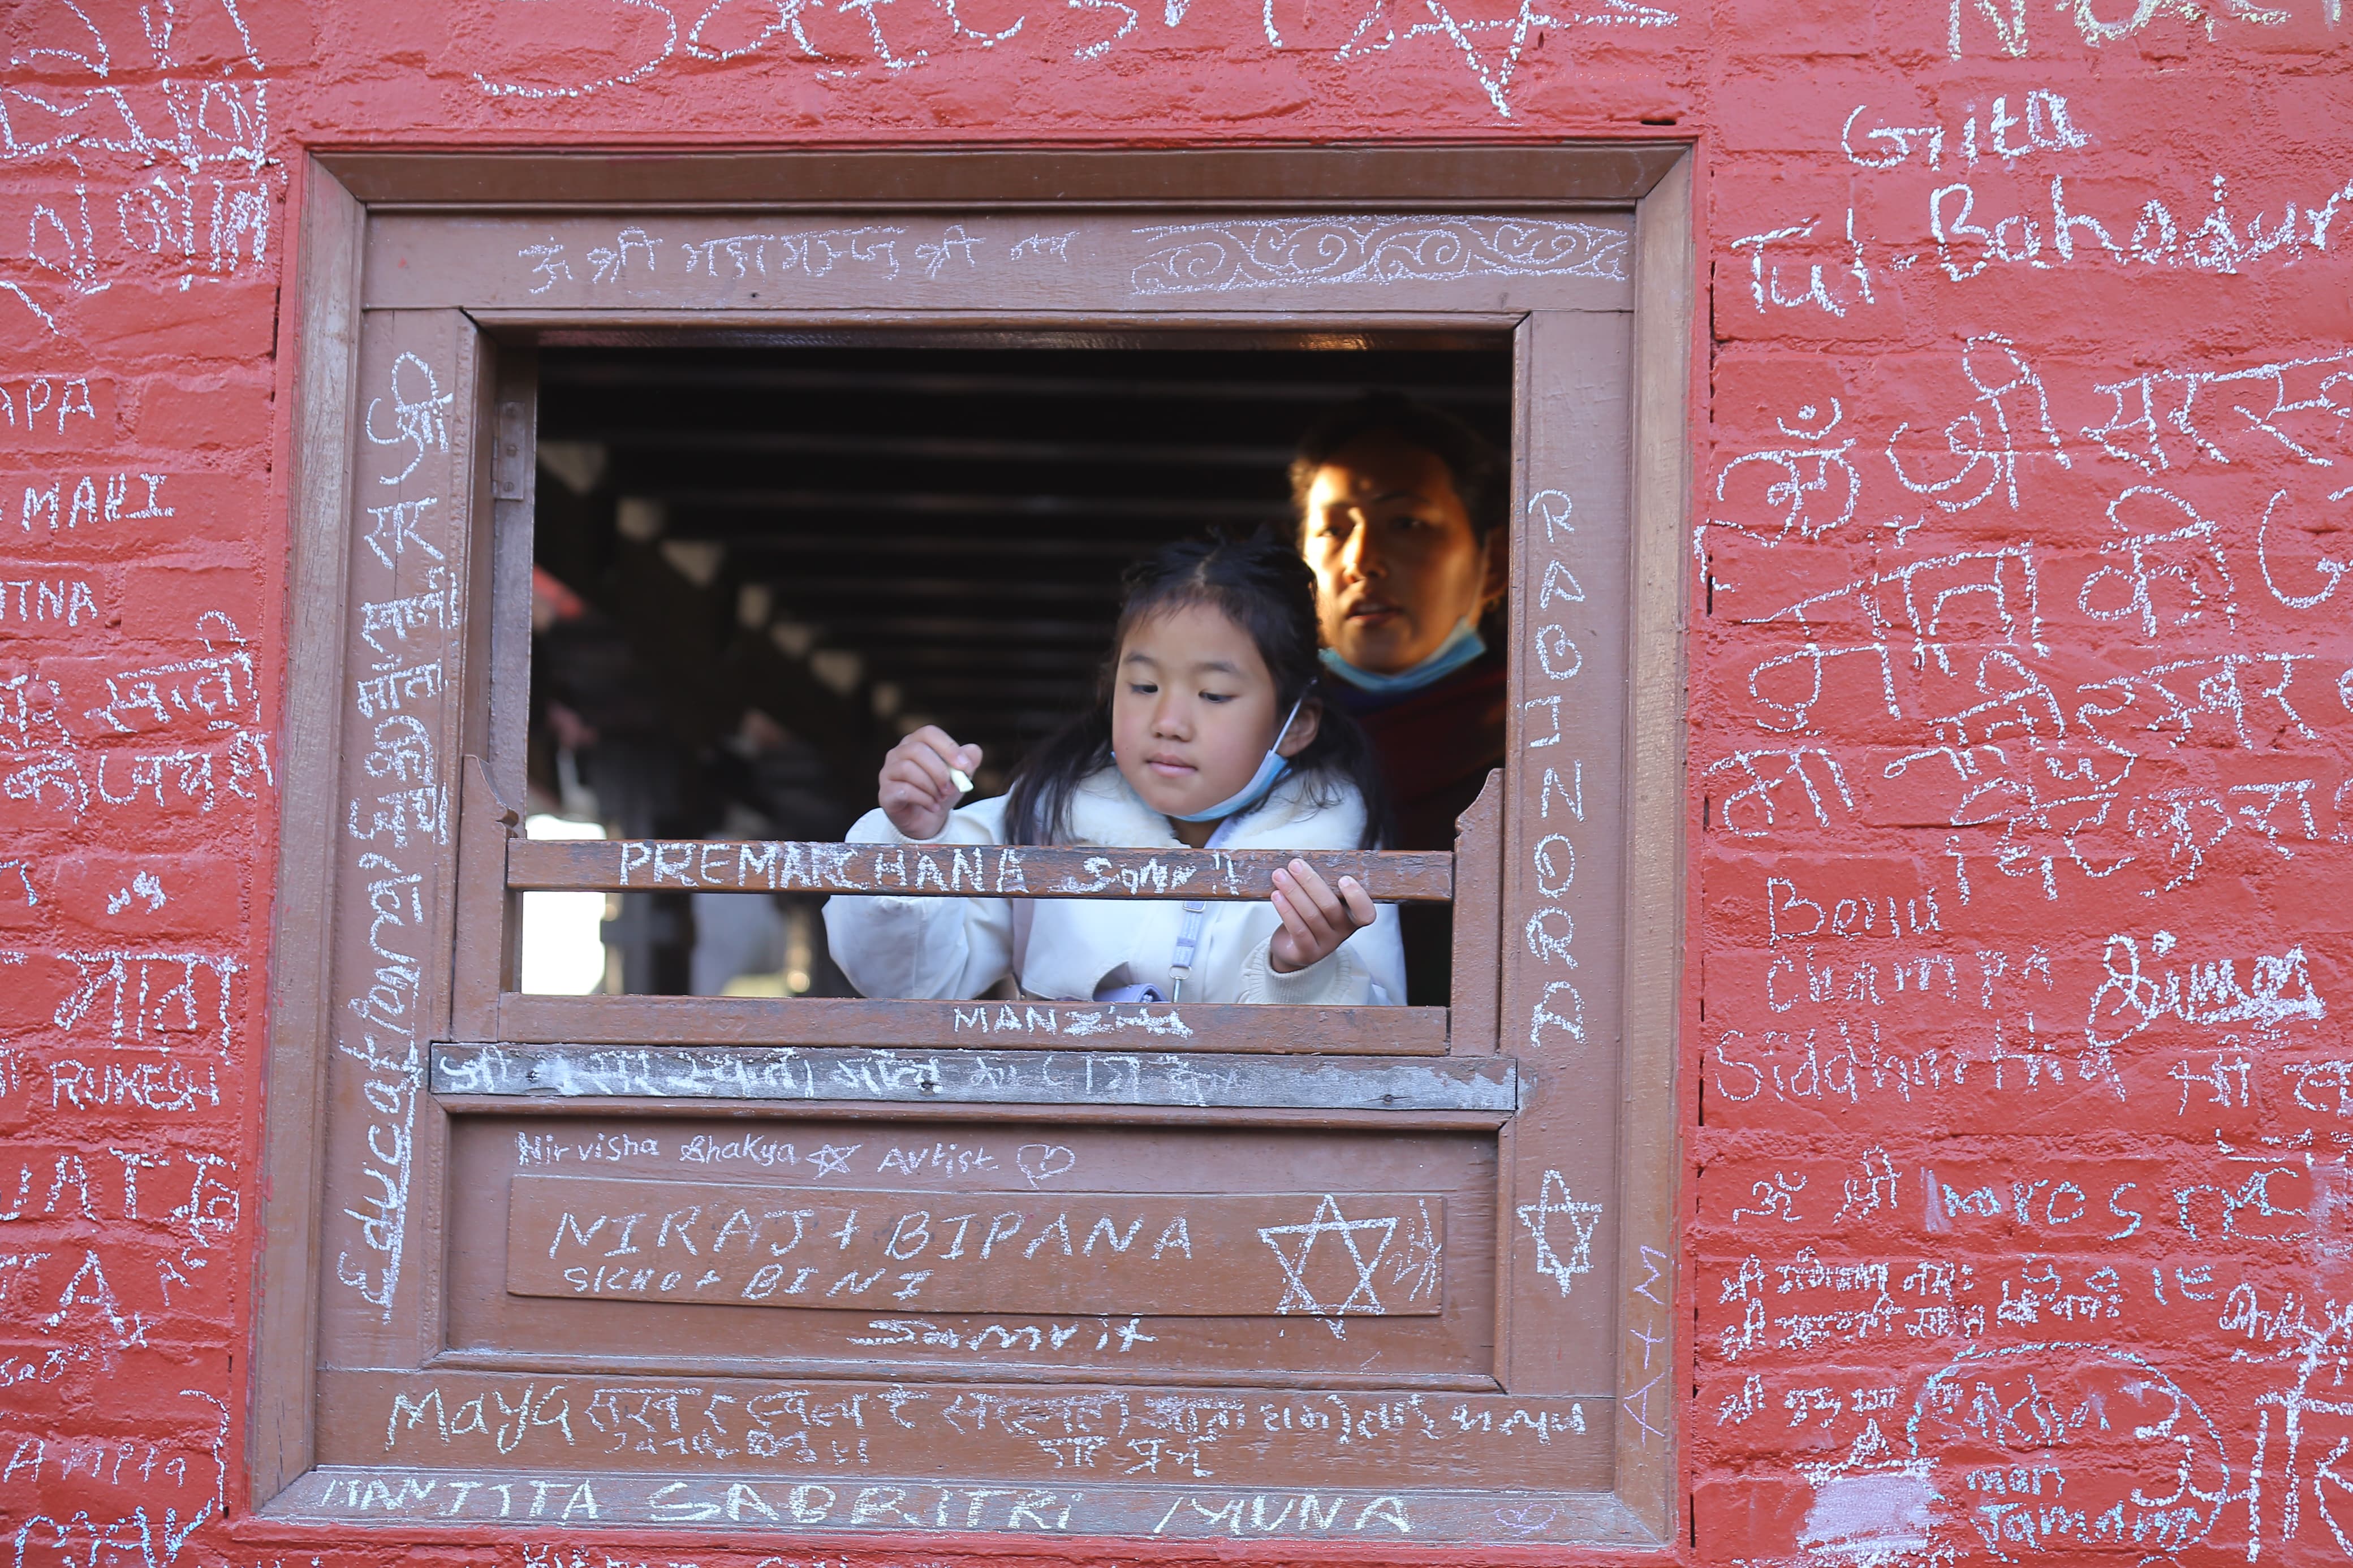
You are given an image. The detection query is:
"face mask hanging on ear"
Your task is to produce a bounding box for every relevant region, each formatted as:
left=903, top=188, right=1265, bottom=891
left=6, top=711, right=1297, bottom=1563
left=1167, top=692, right=1307, bottom=824
left=1320, top=616, right=1486, bottom=696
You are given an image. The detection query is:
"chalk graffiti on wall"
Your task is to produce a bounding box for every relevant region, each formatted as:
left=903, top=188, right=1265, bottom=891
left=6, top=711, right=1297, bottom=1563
left=1690, top=2, right=2351, bottom=1556
left=1949, top=0, right=2345, bottom=57
left=1705, top=326, right=2352, bottom=902
left=458, top=0, right=1678, bottom=118
left=1, top=615, right=273, bottom=823
left=1731, top=90, right=2353, bottom=320
left=0, top=0, right=274, bottom=332
left=0, top=83, right=275, bottom=1512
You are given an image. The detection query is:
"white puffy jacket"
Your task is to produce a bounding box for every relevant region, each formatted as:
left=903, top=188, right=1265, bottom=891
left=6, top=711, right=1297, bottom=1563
left=823, top=767, right=1404, bottom=1006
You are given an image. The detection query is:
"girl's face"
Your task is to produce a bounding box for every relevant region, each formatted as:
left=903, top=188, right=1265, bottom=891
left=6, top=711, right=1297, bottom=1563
left=1111, top=601, right=1317, bottom=833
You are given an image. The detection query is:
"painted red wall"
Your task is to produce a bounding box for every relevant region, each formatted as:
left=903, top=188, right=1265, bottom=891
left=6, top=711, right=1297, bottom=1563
left=2, top=0, right=2349, bottom=1563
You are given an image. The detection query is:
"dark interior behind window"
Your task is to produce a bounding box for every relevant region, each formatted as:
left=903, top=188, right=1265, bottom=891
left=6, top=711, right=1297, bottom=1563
left=525, top=339, right=1511, bottom=995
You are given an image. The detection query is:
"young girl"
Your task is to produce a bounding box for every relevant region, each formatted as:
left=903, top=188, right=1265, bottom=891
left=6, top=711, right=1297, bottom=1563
left=824, top=533, right=1404, bottom=1007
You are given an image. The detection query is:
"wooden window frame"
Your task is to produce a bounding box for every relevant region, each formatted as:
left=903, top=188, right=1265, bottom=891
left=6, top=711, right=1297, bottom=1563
left=255, top=145, right=1693, bottom=1549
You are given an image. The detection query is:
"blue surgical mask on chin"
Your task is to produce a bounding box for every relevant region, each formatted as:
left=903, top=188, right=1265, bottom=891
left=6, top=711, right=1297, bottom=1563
left=1320, top=616, right=1485, bottom=696
left=1150, top=693, right=1307, bottom=825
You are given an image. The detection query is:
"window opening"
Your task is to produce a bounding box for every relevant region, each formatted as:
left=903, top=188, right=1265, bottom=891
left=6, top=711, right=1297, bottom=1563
left=523, top=339, right=1512, bottom=1001
left=260, top=162, right=1690, bottom=1545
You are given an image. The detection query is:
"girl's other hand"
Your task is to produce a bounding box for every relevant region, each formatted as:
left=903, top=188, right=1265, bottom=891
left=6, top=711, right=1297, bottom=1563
left=1266, top=859, right=1376, bottom=974
left=878, top=726, right=982, bottom=840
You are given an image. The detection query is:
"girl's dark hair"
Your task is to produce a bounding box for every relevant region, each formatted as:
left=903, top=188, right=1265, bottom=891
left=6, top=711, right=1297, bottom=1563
left=1288, top=391, right=1508, bottom=543
left=1006, top=531, right=1390, bottom=849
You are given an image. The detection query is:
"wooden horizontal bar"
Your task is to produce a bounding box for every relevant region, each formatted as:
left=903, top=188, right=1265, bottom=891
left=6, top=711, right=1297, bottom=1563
left=418, top=1346, right=1507, bottom=1392
left=322, top=144, right=1684, bottom=210
left=496, top=994, right=1449, bottom=1054
left=271, top=1467, right=1643, bottom=1544
left=509, top=839, right=1453, bottom=902
left=434, top=1042, right=1516, bottom=1113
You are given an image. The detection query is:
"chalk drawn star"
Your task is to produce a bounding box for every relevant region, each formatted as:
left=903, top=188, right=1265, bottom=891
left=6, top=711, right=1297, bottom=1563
left=1258, top=1195, right=1398, bottom=1337
left=1516, top=1169, right=1601, bottom=1295
left=808, top=1142, right=861, bottom=1178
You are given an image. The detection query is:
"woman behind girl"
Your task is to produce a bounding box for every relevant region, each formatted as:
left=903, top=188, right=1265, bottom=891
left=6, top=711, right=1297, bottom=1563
left=824, top=532, right=1404, bottom=1006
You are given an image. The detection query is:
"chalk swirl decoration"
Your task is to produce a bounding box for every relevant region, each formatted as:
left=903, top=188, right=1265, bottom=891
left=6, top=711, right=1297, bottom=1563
left=1128, top=217, right=1630, bottom=295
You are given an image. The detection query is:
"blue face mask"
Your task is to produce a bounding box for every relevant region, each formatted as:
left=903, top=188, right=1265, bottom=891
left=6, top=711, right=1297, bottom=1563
left=1320, top=617, right=1486, bottom=696
left=1165, top=693, right=1307, bottom=824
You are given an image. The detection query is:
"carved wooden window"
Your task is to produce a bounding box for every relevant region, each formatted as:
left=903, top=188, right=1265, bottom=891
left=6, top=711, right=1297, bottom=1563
left=257, top=149, right=1691, bottom=1549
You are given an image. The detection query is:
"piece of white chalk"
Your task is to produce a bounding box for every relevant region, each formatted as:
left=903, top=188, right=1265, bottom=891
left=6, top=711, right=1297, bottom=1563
left=949, top=767, right=974, bottom=795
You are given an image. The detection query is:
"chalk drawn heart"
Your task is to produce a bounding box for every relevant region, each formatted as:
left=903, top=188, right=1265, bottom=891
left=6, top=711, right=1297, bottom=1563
left=1017, top=1142, right=1077, bottom=1187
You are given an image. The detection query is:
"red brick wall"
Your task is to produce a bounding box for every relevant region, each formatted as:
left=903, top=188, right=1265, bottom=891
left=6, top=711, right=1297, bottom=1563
left=2, top=1, right=2348, bottom=1564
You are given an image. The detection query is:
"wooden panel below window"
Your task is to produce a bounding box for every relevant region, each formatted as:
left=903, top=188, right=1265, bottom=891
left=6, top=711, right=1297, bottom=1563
left=439, top=1116, right=1502, bottom=1385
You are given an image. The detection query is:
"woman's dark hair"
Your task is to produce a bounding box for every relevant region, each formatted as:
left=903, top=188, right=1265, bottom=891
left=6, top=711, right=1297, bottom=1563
left=1006, top=531, right=1390, bottom=849
left=1287, top=391, right=1508, bottom=543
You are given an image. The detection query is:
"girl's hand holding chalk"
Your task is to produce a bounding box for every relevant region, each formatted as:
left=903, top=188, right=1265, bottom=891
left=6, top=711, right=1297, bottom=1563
left=878, top=725, right=984, bottom=841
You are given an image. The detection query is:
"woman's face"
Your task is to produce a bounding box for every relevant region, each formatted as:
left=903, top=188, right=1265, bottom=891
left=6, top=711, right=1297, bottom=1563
left=1303, top=435, right=1502, bottom=675
left=1111, top=601, right=1316, bottom=827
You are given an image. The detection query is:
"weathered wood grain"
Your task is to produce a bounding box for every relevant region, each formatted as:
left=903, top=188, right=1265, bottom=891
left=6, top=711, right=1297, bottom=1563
left=252, top=152, right=366, bottom=1507
left=1448, top=768, right=1505, bottom=1051
left=1615, top=148, right=1696, bottom=1543
left=497, top=993, right=1450, bottom=1054
left=433, top=1042, right=1519, bottom=1112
